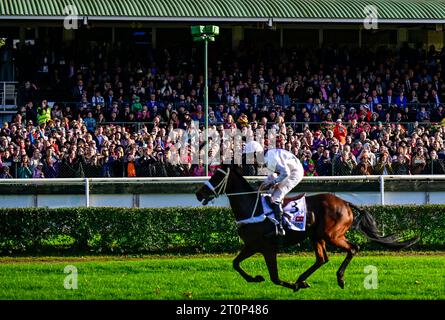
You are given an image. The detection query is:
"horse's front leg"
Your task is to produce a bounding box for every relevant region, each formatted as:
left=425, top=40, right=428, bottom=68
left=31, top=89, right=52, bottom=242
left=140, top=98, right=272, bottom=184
left=262, top=248, right=296, bottom=290
left=294, top=240, right=328, bottom=291
left=233, top=246, right=265, bottom=283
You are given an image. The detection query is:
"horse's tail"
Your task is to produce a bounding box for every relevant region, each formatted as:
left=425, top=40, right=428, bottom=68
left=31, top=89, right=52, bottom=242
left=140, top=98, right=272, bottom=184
left=348, top=203, right=419, bottom=249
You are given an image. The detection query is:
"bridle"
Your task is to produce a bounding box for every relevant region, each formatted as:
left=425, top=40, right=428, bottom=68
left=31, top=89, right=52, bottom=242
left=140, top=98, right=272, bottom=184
left=203, top=168, right=231, bottom=199
left=203, top=167, right=261, bottom=218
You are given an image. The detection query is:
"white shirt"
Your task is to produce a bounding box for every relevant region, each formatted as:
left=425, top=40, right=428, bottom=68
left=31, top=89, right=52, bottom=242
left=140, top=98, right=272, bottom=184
left=264, top=149, right=303, bottom=184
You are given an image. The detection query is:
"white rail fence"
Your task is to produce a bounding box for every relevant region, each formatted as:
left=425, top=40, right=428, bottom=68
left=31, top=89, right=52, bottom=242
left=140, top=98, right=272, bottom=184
left=1, top=175, right=444, bottom=208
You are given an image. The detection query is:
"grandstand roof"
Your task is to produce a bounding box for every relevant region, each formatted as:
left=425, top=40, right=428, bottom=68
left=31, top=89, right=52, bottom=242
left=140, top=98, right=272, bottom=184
left=0, top=0, right=444, bottom=23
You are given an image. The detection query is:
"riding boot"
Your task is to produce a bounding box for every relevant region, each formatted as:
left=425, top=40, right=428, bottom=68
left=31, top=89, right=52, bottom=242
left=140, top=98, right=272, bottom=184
left=271, top=202, right=286, bottom=236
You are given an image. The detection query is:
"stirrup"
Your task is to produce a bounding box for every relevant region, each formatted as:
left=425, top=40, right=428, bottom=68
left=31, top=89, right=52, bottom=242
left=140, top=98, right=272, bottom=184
left=277, top=226, right=286, bottom=236
left=276, top=222, right=286, bottom=236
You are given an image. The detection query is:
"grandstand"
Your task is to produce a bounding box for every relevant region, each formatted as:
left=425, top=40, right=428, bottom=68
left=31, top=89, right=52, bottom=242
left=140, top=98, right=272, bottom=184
left=1, top=0, right=445, bottom=178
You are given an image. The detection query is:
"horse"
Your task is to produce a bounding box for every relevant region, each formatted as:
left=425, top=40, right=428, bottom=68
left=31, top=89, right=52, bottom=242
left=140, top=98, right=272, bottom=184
left=195, top=164, right=419, bottom=291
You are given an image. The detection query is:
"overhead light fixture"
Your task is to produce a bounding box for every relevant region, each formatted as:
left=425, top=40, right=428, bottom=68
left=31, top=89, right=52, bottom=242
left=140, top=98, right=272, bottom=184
left=82, top=16, right=88, bottom=26
left=268, top=18, right=273, bottom=28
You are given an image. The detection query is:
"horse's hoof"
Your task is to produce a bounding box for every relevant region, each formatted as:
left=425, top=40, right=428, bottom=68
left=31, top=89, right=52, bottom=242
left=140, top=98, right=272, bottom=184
left=294, top=281, right=310, bottom=292
left=337, top=279, right=345, bottom=289
left=253, top=275, right=265, bottom=282
left=247, top=275, right=265, bottom=282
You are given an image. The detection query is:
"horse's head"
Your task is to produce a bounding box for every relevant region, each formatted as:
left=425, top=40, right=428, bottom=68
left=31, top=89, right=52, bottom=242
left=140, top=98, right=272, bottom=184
left=195, top=165, right=232, bottom=205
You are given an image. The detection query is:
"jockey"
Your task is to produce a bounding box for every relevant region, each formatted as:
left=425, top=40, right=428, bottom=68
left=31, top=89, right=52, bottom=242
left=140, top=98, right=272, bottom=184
left=244, top=141, right=304, bottom=236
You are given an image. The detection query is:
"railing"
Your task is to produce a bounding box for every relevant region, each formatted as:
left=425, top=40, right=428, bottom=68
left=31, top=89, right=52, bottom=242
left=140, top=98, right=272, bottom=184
left=0, top=81, right=18, bottom=112
left=3, top=158, right=444, bottom=179
left=1, top=175, right=445, bottom=207
left=24, top=100, right=444, bottom=113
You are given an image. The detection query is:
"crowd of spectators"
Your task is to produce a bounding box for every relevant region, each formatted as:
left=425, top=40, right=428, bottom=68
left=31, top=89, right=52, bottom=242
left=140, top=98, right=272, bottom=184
left=1, top=41, right=445, bottom=178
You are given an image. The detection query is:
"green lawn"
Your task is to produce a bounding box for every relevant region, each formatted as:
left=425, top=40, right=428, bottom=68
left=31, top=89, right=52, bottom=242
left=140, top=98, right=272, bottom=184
left=0, top=253, right=444, bottom=300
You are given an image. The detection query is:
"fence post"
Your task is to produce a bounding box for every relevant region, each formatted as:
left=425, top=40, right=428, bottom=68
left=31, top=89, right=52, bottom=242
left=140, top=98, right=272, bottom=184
left=85, top=178, right=90, bottom=207
left=379, top=175, right=385, bottom=205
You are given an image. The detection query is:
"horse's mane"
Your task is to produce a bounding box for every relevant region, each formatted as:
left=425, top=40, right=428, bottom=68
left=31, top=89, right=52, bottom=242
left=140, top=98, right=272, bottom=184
left=230, top=165, right=254, bottom=191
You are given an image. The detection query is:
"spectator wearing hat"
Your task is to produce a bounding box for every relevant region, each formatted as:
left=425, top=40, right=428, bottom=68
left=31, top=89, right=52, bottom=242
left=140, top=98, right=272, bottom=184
left=33, top=162, right=45, bottom=178
left=333, top=119, right=348, bottom=145
left=346, top=107, right=358, bottom=121
left=312, top=130, right=327, bottom=149
left=354, top=153, right=373, bottom=175
left=131, top=95, right=143, bottom=114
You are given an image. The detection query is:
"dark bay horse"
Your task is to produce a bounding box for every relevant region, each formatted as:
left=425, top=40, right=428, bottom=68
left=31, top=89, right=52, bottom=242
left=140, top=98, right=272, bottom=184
left=195, top=165, right=419, bottom=291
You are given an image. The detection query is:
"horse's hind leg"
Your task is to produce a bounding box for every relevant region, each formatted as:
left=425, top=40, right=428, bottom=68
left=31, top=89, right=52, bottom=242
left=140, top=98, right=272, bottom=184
left=233, top=246, right=264, bottom=283
left=262, top=248, right=296, bottom=290
left=295, top=240, right=328, bottom=291
left=329, top=236, right=359, bottom=289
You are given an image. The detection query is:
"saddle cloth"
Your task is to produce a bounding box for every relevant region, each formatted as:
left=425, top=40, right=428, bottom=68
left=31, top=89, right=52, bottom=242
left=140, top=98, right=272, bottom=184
left=235, top=195, right=307, bottom=232
left=263, top=196, right=308, bottom=232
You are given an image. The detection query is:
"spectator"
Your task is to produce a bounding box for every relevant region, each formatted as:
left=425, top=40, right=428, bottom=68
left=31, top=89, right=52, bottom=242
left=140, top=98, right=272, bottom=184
left=334, top=151, right=356, bottom=176
left=83, top=112, right=97, bottom=132
left=393, top=154, right=411, bottom=175
left=18, top=155, right=32, bottom=178
left=427, top=150, right=445, bottom=174
left=411, top=146, right=427, bottom=174
left=316, top=149, right=332, bottom=176
left=274, top=86, right=291, bottom=109
left=333, top=119, right=347, bottom=145
left=2, top=42, right=445, bottom=179
left=0, top=165, right=12, bottom=178
left=192, top=159, right=206, bottom=176
left=36, top=100, right=51, bottom=125
left=374, top=151, right=393, bottom=175
left=32, top=162, right=45, bottom=178
left=354, top=153, right=373, bottom=175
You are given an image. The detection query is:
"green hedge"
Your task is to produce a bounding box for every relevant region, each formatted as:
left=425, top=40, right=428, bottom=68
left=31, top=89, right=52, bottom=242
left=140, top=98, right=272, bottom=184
left=0, top=206, right=444, bottom=255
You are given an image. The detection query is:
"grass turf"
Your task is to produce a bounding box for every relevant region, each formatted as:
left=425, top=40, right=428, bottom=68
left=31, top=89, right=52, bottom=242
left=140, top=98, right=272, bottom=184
left=0, top=253, right=444, bottom=300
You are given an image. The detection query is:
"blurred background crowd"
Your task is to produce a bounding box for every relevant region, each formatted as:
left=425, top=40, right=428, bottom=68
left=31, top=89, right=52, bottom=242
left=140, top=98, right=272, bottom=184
left=1, top=41, right=445, bottom=178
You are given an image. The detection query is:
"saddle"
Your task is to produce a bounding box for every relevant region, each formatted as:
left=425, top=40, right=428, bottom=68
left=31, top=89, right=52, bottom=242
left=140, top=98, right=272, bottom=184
left=263, top=193, right=315, bottom=230
left=264, top=193, right=306, bottom=219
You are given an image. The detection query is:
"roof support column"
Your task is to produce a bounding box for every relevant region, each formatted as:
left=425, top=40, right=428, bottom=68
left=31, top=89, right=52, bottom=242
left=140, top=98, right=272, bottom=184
left=111, top=26, right=115, bottom=43
left=232, top=26, right=244, bottom=50
left=428, top=26, right=443, bottom=50
left=397, top=28, right=408, bottom=47
left=280, top=27, right=284, bottom=49
left=358, top=26, right=362, bottom=48
left=318, top=28, right=323, bottom=48
left=63, top=28, right=75, bottom=43
left=152, top=27, right=157, bottom=49
left=19, top=26, right=25, bottom=44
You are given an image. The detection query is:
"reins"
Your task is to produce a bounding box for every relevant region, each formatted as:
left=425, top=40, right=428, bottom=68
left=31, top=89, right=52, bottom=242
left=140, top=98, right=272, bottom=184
left=205, top=168, right=262, bottom=219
